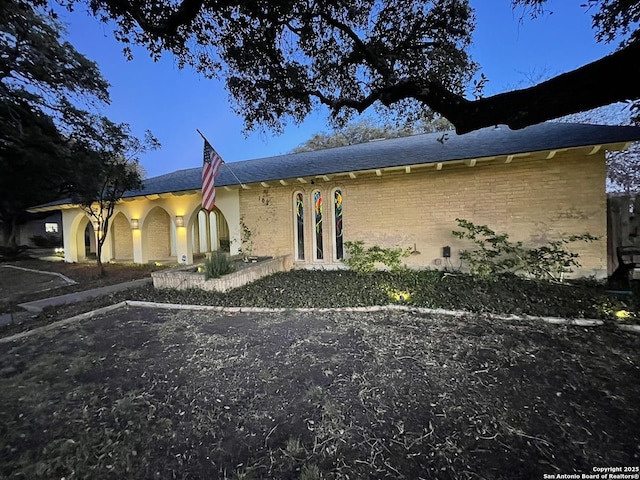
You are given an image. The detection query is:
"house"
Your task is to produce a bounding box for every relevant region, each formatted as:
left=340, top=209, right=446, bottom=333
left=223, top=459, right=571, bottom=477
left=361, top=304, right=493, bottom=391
left=1, top=211, right=62, bottom=248
left=28, top=122, right=640, bottom=278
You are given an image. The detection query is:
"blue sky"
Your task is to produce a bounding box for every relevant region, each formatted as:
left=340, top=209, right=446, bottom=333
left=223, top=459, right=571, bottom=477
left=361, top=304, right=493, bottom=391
left=57, top=1, right=616, bottom=178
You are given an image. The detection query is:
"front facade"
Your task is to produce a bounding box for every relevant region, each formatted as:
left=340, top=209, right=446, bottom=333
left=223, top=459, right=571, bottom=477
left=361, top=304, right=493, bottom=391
left=30, top=122, right=640, bottom=278
left=240, top=149, right=607, bottom=275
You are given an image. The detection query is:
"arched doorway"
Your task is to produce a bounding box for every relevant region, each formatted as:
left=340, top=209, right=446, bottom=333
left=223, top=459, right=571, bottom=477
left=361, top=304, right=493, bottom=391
left=75, top=216, right=96, bottom=262
left=192, top=208, right=230, bottom=256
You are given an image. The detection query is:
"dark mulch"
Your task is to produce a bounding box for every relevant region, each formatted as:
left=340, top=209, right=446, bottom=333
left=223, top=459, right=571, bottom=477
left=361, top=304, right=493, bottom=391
left=0, top=306, right=638, bottom=479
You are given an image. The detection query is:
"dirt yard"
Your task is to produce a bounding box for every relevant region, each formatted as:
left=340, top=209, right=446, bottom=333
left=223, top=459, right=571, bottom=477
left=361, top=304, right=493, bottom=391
left=0, top=306, right=638, bottom=479
left=0, top=260, right=163, bottom=313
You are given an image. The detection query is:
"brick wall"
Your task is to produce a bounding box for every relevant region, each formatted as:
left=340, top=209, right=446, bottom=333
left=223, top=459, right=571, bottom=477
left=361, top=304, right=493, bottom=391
left=239, top=150, right=607, bottom=277
left=144, top=208, right=171, bottom=260
left=111, top=213, right=133, bottom=260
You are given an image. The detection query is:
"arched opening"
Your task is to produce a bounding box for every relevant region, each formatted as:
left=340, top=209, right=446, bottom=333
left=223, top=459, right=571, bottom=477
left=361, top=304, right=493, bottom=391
left=75, top=216, right=96, bottom=262
left=312, top=190, right=324, bottom=261
left=142, top=207, right=171, bottom=261
left=111, top=212, right=133, bottom=261
left=192, top=207, right=230, bottom=257
left=293, top=191, right=305, bottom=261
left=332, top=188, right=344, bottom=261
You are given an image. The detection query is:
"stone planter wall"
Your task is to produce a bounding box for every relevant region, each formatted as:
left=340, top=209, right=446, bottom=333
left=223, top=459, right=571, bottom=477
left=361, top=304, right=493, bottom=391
left=151, top=255, right=293, bottom=292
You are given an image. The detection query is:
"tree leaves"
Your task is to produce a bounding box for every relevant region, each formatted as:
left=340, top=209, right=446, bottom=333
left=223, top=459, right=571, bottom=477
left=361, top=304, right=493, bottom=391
left=35, top=0, right=640, bottom=134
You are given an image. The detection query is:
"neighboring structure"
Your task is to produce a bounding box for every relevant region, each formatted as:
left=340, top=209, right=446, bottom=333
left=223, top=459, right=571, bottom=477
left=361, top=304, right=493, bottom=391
left=1, top=211, right=63, bottom=248
left=29, top=123, right=640, bottom=278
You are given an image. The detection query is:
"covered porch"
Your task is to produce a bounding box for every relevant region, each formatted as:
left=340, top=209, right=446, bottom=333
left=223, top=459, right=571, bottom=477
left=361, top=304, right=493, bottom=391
left=34, top=189, right=241, bottom=265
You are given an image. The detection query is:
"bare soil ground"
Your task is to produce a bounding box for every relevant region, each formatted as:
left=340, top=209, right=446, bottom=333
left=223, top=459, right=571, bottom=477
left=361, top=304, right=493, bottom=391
left=0, top=306, right=638, bottom=479
left=0, top=259, right=163, bottom=313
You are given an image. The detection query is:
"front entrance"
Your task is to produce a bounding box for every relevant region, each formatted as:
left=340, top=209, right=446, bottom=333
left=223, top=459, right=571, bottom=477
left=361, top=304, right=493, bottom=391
left=193, top=208, right=230, bottom=256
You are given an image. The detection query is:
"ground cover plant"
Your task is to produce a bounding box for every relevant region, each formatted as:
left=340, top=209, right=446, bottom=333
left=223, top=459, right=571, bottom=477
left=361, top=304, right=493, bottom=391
left=2, top=268, right=640, bottom=340
left=0, top=306, right=638, bottom=479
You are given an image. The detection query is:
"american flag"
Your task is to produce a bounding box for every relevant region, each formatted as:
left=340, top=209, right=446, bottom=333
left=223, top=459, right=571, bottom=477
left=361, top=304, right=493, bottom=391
left=202, top=138, right=223, bottom=211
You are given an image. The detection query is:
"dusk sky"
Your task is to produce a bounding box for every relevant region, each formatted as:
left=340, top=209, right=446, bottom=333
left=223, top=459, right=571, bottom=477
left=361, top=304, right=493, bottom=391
left=56, top=1, right=616, bottom=179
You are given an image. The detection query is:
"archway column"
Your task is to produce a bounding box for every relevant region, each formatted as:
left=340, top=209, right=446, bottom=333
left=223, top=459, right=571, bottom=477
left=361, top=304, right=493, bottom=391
left=175, top=222, right=193, bottom=264
left=98, top=229, right=113, bottom=263
left=132, top=229, right=144, bottom=264
left=215, top=191, right=241, bottom=256
left=62, top=209, right=80, bottom=263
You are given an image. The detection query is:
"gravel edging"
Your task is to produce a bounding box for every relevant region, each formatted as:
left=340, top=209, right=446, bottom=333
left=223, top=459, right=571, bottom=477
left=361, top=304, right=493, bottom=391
left=2, top=300, right=638, bottom=344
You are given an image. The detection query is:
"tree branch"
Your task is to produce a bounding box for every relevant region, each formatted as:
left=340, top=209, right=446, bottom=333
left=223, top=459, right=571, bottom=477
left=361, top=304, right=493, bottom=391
left=105, top=0, right=207, bottom=36
left=320, top=13, right=393, bottom=78
left=310, top=40, right=640, bottom=134
left=435, top=40, right=640, bottom=133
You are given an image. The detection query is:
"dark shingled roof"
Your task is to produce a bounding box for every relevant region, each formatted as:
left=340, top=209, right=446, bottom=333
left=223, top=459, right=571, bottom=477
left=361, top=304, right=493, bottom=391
left=31, top=122, right=640, bottom=209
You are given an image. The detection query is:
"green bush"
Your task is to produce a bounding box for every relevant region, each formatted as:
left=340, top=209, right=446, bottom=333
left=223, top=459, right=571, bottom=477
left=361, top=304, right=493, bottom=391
left=203, top=251, right=235, bottom=280
left=452, top=218, right=597, bottom=282
left=343, top=240, right=411, bottom=274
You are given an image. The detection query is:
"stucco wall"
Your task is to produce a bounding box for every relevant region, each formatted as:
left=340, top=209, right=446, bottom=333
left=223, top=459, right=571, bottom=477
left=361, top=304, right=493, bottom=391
left=239, top=150, right=607, bottom=277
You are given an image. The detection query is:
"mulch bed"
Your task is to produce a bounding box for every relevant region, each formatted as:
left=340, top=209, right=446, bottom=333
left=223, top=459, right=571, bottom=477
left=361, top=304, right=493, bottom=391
left=0, top=306, right=638, bottom=479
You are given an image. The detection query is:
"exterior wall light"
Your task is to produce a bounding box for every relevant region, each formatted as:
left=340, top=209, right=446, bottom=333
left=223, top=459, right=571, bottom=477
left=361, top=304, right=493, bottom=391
left=175, top=216, right=184, bottom=227
left=131, top=218, right=140, bottom=230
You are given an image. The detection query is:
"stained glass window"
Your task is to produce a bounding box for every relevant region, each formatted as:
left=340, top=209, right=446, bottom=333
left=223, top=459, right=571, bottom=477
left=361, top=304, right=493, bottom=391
left=313, top=190, right=323, bottom=260
left=334, top=189, right=343, bottom=260
left=295, top=192, right=305, bottom=260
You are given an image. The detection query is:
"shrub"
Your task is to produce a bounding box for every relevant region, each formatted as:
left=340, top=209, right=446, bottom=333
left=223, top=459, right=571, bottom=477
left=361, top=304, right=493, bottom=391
left=452, top=218, right=597, bottom=282
left=0, top=245, right=30, bottom=261
left=203, top=251, right=235, bottom=280
left=343, top=240, right=411, bottom=274
left=239, top=217, right=254, bottom=258
left=30, top=234, right=61, bottom=248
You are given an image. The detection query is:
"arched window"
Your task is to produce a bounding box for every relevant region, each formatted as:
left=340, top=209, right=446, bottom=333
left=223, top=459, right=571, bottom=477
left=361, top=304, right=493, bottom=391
left=313, top=190, right=323, bottom=260
left=194, top=208, right=230, bottom=254
left=333, top=189, right=343, bottom=260
left=294, top=192, right=305, bottom=261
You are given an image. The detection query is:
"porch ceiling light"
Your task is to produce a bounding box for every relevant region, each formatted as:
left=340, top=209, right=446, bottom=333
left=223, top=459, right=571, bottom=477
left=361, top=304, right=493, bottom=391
left=175, top=216, right=184, bottom=227
left=131, top=218, right=140, bottom=230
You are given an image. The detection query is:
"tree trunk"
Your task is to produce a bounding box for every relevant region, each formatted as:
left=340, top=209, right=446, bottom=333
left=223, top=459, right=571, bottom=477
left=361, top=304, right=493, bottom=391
left=0, top=220, right=10, bottom=247
left=0, top=216, right=19, bottom=248
left=96, top=233, right=106, bottom=277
